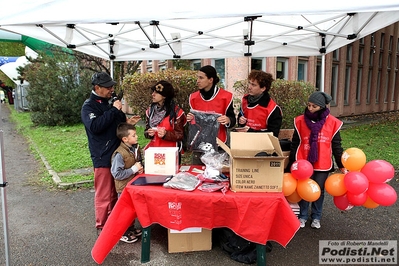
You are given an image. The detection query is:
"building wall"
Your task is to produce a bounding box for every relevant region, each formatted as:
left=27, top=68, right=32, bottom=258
left=138, top=22, right=399, bottom=119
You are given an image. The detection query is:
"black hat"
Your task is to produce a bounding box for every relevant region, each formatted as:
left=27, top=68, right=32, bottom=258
left=151, top=80, right=175, bottom=99
left=308, top=91, right=332, bottom=109
left=91, top=72, right=116, bottom=87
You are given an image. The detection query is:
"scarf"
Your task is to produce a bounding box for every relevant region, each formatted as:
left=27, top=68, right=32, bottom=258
left=247, top=92, right=264, bottom=104
left=304, top=107, right=330, bottom=163
left=149, top=104, right=166, bottom=128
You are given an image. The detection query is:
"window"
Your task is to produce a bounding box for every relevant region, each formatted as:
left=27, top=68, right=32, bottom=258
left=213, top=59, right=225, bottom=87
left=298, top=60, right=308, bottom=81
left=356, top=69, right=362, bottom=104
left=331, top=65, right=338, bottom=106
left=276, top=57, right=288, bottom=79
left=191, top=60, right=201, bottom=70
left=251, top=58, right=265, bottom=70
left=344, top=67, right=351, bottom=105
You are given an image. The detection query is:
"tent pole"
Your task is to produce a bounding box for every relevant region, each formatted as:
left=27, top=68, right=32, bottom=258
left=0, top=107, right=11, bottom=266
left=321, top=54, right=325, bottom=92
left=110, top=60, right=114, bottom=78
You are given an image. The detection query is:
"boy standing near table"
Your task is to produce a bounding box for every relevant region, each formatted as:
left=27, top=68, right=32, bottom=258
left=111, top=122, right=144, bottom=243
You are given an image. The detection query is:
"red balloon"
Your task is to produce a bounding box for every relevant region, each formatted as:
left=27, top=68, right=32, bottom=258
left=333, top=194, right=354, bottom=211
left=347, top=191, right=368, bottom=206
left=367, top=183, right=397, bottom=206
left=344, top=172, right=369, bottom=195
left=361, top=160, right=395, bottom=183
left=290, top=159, right=313, bottom=180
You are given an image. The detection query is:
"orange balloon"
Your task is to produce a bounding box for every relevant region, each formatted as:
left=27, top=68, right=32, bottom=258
left=285, top=190, right=302, bottom=203
left=325, top=173, right=347, bottom=196
left=341, top=147, right=366, bottom=171
left=297, top=179, right=321, bottom=202
left=362, top=196, right=379, bottom=209
left=283, top=173, right=298, bottom=196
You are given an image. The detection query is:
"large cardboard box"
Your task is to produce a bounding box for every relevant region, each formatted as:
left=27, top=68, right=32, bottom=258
left=217, top=132, right=286, bottom=192
left=144, top=147, right=179, bottom=175
left=167, top=228, right=212, bottom=253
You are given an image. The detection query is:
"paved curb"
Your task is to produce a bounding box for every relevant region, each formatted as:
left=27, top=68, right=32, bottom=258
left=29, top=137, right=93, bottom=188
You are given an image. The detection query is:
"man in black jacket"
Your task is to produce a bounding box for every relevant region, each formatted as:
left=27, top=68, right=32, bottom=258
left=81, top=72, right=139, bottom=235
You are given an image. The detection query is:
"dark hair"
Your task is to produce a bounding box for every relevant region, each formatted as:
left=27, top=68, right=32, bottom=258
left=248, top=70, right=274, bottom=92
left=116, top=122, right=136, bottom=140
left=199, top=65, right=220, bottom=85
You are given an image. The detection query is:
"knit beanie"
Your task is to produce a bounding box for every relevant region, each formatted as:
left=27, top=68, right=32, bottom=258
left=199, top=65, right=220, bottom=85
left=151, top=80, right=175, bottom=99
left=308, top=91, right=332, bottom=109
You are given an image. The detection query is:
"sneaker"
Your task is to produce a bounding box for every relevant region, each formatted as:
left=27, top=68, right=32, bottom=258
left=120, top=233, right=138, bottom=243
left=299, top=218, right=307, bottom=228
left=311, top=219, right=321, bottom=229
left=131, top=229, right=142, bottom=237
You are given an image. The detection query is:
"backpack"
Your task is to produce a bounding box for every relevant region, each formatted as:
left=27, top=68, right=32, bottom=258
left=217, top=228, right=272, bottom=264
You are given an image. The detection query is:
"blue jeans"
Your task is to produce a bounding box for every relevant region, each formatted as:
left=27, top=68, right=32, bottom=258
left=298, top=171, right=329, bottom=221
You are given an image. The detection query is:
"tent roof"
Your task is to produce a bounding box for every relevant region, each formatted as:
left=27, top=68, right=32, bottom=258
left=1, top=0, right=399, bottom=61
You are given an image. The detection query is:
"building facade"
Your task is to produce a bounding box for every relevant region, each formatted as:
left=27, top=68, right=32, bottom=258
left=138, top=22, right=399, bottom=118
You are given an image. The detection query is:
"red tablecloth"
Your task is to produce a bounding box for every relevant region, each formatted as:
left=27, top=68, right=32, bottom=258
left=92, top=167, right=300, bottom=264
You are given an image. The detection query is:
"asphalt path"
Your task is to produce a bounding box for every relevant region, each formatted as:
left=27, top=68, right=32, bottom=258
left=0, top=103, right=398, bottom=266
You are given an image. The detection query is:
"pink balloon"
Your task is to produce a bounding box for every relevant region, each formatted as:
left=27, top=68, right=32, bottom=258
left=347, top=191, right=368, bottom=206
left=344, top=172, right=369, bottom=194
left=361, top=160, right=395, bottom=183
left=333, top=194, right=354, bottom=211
left=290, top=159, right=313, bottom=180
left=367, top=183, right=397, bottom=206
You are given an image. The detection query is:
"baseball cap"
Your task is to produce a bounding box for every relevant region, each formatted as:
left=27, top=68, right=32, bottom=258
left=91, top=72, right=116, bottom=87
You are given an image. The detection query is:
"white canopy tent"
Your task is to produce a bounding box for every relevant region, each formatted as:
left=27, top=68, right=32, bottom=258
left=1, top=0, right=399, bottom=61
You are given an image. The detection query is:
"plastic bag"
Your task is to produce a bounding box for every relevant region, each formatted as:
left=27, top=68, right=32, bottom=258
left=198, top=181, right=230, bottom=194
left=188, top=110, right=221, bottom=151
left=163, top=172, right=201, bottom=191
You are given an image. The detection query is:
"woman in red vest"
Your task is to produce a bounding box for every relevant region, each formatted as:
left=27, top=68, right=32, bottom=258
left=187, top=65, right=236, bottom=145
left=144, top=80, right=187, bottom=162
left=237, top=70, right=282, bottom=137
left=289, top=91, right=347, bottom=229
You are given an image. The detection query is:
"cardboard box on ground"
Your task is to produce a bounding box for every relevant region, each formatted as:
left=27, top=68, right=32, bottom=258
left=217, top=132, right=287, bottom=192
left=144, top=147, right=179, bottom=175
left=168, top=228, right=212, bottom=253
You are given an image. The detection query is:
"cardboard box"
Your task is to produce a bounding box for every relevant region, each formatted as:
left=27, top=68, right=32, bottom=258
left=282, top=151, right=290, bottom=170
left=168, top=228, right=212, bottom=253
left=217, top=132, right=286, bottom=192
left=144, top=147, right=179, bottom=175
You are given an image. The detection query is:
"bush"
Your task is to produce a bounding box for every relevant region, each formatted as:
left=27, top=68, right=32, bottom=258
left=122, top=69, right=198, bottom=118
left=233, top=79, right=315, bottom=129
left=23, top=49, right=93, bottom=126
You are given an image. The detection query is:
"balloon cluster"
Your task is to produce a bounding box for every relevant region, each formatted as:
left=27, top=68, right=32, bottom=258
left=283, top=159, right=320, bottom=203
left=326, top=147, right=397, bottom=210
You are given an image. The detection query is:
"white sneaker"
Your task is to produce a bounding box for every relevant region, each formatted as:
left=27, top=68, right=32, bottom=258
left=299, top=218, right=306, bottom=228
left=311, top=219, right=321, bottom=229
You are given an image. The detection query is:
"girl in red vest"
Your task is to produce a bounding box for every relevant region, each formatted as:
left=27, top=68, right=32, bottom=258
left=237, top=70, right=282, bottom=137
left=144, top=81, right=187, bottom=163
left=289, top=91, right=347, bottom=229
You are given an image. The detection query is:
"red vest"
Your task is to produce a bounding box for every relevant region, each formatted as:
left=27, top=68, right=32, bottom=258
left=144, top=108, right=185, bottom=150
left=294, top=115, right=343, bottom=171
left=189, top=88, right=233, bottom=143
left=241, top=95, right=278, bottom=131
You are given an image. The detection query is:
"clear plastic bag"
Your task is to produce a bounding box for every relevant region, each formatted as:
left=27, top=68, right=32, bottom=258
left=198, top=181, right=230, bottom=194
left=163, top=172, right=201, bottom=191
